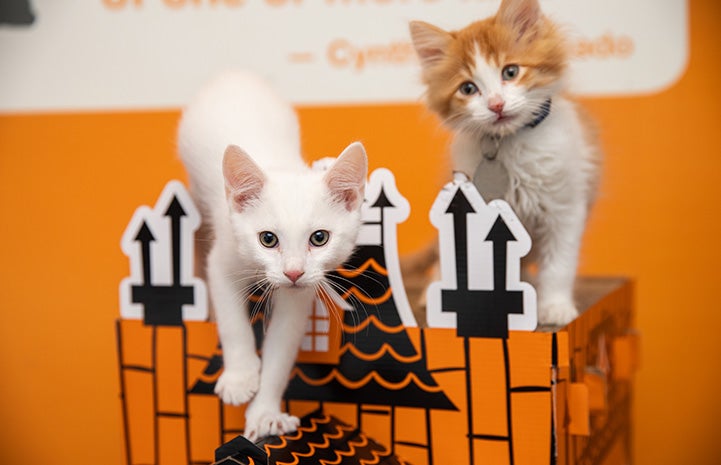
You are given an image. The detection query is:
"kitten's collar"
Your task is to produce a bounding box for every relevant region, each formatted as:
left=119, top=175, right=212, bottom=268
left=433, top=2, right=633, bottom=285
left=480, top=98, right=552, bottom=161
left=525, top=98, right=552, bottom=129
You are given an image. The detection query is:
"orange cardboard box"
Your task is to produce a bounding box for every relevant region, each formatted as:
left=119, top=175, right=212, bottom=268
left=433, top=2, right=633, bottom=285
left=117, top=176, right=637, bottom=465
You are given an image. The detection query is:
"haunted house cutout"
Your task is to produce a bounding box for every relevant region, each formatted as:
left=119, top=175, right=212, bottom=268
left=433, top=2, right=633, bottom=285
left=117, top=170, right=636, bottom=465
left=285, top=170, right=457, bottom=461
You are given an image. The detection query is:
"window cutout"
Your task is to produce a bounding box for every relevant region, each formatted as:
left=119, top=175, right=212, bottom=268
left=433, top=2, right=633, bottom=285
left=297, top=296, right=342, bottom=365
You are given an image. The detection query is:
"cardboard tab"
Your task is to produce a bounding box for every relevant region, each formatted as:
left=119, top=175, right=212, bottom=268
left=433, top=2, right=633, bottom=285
left=567, top=383, right=591, bottom=436
left=612, top=332, right=641, bottom=381
left=584, top=367, right=608, bottom=412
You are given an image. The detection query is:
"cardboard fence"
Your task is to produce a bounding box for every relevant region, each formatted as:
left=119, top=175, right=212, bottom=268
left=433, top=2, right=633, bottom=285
left=117, top=169, right=638, bottom=465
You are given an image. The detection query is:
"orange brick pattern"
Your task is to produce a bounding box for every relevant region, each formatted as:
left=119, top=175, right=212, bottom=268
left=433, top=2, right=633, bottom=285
left=117, top=280, right=634, bottom=465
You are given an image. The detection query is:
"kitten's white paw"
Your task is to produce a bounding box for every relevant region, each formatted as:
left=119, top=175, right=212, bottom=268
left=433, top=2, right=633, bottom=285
left=538, top=297, right=578, bottom=327
left=214, top=368, right=260, bottom=406
left=244, top=409, right=300, bottom=441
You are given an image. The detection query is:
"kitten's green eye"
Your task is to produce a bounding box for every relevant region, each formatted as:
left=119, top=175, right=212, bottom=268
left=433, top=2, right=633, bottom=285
left=502, top=64, right=520, bottom=81
left=259, top=231, right=279, bottom=248
left=309, top=230, right=330, bottom=247
left=458, top=81, right=479, bottom=96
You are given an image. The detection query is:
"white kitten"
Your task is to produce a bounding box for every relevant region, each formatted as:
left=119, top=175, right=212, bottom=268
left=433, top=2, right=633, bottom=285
left=410, top=0, right=600, bottom=326
left=177, top=71, right=367, bottom=440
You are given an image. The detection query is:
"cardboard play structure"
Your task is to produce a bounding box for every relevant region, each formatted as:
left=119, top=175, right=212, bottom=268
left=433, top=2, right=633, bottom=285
left=117, top=169, right=638, bottom=465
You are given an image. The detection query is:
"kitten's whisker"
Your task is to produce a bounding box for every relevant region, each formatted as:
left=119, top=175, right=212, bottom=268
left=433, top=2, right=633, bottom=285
left=334, top=264, right=388, bottom=290
left=323, top=275, right=374, bottom=335
left=227, top=275, right=275, bottom=334
left=320, top=282, right=346, bottom=337
left=314, top=282, right=345, bottom=336
left=322, top=280, right=363, bottom=342
left=329, top=273, right=377, bottom=303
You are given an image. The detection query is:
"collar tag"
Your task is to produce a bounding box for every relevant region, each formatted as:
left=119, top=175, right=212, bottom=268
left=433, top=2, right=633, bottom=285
left=472, top=156, right=509, bottom=201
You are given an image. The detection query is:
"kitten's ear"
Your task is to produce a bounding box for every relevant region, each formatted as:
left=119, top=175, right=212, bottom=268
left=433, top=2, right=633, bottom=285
left=325, top=142, right=368, bottom=212
left=222, top=145, right=266, bottom=213
left=409, top=21, right=453, bottom=70
left=497, top=0, right=541, bottom=36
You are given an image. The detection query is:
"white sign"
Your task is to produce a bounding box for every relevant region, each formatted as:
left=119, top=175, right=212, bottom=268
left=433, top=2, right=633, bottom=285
left=0, top=0, right=688, bottom=112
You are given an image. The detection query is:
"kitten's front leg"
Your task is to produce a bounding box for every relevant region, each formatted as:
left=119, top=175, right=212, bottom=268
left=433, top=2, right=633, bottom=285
left=244, top=287, right=314, bottom=441
left=451, top=133, right=484, bottom=179
left=535, top=203, right=587, bottom=327
left=207, top=243, right=261, bottom=406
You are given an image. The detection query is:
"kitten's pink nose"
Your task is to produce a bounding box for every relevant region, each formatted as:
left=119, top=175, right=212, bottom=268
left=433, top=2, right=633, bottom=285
left=284, top=270, right=305, bottom=284
left=488, top=96, right=505, bottom=114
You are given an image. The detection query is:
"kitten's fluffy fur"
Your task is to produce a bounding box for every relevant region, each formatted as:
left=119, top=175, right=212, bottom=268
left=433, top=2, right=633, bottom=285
left=410, top=0, right=600, bottom=326
left=178, top=71, right=367, bottom=440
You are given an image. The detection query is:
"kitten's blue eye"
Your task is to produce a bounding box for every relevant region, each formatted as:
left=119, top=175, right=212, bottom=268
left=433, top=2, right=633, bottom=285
left=502, top=64, right=520, bottom=81
left=259, top=231, right=279, bottom=248
left=309, top=230, right=330, bottom=247
left=458, top=81, right=479, bottom=96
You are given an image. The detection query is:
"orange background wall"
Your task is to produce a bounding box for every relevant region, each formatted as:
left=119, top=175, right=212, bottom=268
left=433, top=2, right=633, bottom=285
left=1, top=0, right=720, bottom=463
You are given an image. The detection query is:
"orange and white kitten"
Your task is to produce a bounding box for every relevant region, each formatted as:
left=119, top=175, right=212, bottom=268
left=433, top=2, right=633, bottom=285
left=410, top=0, right=600, bottom=326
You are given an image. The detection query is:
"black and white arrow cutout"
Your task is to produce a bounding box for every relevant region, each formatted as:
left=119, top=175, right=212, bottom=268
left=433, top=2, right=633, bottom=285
left=120, top=181, right=208, bottom=325
left=426, top=175, right=537, bottom=337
